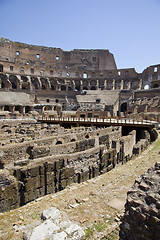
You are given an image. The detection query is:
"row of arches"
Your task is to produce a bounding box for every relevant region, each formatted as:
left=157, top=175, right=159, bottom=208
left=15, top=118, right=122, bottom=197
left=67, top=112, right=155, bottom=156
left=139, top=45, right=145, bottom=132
left=2, top=105, right=32, bottom=114
left=0, top=73, right=153, bottom=91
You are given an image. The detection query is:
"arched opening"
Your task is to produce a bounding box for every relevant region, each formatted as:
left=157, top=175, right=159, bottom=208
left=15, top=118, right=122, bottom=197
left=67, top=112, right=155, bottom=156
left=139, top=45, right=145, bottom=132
left=144, top=84, right=149, bottom=90
left=11, top=82, right=17, bottom=89
left=42, top=84, right=46, bottom=90
left=1, top=81, right=5, bottom=88
left=61, top=85, right=66, bottom=91
left=70, top=139, right=76, bottom=142
left=15, top=106, right=21, bottom=113
left=25, top=106, right=31, bottom=113
left=31, top=78, right=39, bottom=89
left=9, top=76, right=18, bottom=89
left=44, top=105, right=52, bottom=111
left=83, top=73, right=87, bottom=78
left=85, top=135, right=89, bottom=139
left=51, top=85, right=55, bottom=90
left=4, top=105, right=10, bottom=111
left=153, top=83, right=159, bottom=88
left=0, top=64, right=3, bottom=72
left=121, top=102, right=127, bottom=112
left=83, top=87, right=88, bottom=90
left=75, top=86, right=80, bottom=91
left=90, top=86, right=96, bottom=90
left=56, top=141, right=62, bottom=145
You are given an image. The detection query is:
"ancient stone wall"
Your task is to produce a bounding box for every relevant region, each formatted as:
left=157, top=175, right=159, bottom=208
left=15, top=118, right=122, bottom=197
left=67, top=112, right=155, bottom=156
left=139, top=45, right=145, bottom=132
left=119, top=162, right=160, bottom=240
left=0, top=122, right=151, bottom=212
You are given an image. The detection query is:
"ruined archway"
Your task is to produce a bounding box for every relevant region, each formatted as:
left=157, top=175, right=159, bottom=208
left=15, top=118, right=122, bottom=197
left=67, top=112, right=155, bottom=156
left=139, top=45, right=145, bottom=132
left=4, top=105, right=10, bottom=111
left=15, top=106, right=21, bottom=113
left=25, top=106, right=31, bottom=114
left=75, top=86, right=80, bottom=91
left=121, top=102, right=127, bottom=112
left=61, top=85, right=66, bottom=91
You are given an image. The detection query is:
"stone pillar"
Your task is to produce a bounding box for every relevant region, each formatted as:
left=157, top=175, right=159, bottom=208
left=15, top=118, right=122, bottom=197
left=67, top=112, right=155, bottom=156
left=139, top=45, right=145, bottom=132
left=47, top=78, right=51, bottom=90
left=112, top=79, right=115, bottom=90
left=104, top=80, right=107, bottom=90
left=22, top=107, right=25, bottom=115
left=88, top=82, right=91, bottom=90
left=6, top=74, right=12, bottom=90
left=37, top=77, right=42, bottom=89
left=80, top=80, right=83, bottom=91
left=96, top=79, right=99, bottom=89
left=127, top=81, right=131, bottom=90
left=120, top=80, right=124, bottom=90
left=72, top=80, right=75, bottom=91
left=137, top=78, right=142, bottom=90
left=16, top=75, right=22, bottom=89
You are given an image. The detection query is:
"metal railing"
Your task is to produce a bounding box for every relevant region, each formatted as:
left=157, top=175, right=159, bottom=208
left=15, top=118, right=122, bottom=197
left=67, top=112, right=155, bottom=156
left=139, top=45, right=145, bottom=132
left=39, top=116, right=157, bottom=127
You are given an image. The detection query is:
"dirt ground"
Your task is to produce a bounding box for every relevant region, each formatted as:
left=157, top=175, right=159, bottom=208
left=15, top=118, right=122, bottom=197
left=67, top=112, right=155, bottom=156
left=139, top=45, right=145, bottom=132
left=0, top=131, right=160, bottom=240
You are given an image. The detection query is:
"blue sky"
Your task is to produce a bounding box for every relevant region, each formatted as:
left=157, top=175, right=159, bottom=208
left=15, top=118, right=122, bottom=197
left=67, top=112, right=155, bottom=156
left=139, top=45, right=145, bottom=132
left=0, top=0, right=160, bottom=73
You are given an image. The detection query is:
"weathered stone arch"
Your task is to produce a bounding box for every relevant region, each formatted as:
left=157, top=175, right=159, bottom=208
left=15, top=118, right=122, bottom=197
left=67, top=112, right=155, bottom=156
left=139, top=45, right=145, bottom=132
left=90, top=80, right=97, bottom=86
left=131, top=79, right=140, bottom=90
left=40, top=78, right=48, bottom=90
left=9, top=75, right=19, bottom=89
left=121, top=102, right=127, bottom=112
left=25, top=106, right=31, bottom=113
left=61, top=85, right=66, bottom=91
left=44, top=105, right=52, bottom=111
left=50, top=79, right=57, bottom=90
left=4, top=105, right=10, bottom=111
left=31, top=77, right=39, bottom=90
left=21, top=76, right=30, bottom=90
left=15, top=105, right=21, bottom=113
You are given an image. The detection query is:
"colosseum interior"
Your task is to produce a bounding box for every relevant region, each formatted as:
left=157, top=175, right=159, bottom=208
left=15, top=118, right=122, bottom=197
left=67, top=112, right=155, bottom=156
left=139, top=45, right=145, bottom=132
left=0, top=37, right=159, bottom=239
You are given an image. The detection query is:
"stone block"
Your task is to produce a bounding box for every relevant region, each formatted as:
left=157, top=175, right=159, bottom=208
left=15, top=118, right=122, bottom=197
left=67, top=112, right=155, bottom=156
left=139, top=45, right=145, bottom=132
left=30, top=166, right=39, bottom=177
left=82, top=170, right=89, bottom=181
left=60, top=167, right=74, bottom=179
left=46, top=162, right=55, bottom=172
left=46, top=185, right=55, bottom=194
left=24, top=176, right=41, bottom=191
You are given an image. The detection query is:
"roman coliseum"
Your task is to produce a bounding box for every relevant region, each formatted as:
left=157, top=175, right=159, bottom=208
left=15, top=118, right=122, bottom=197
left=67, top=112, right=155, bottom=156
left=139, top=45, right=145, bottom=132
left=0, top=37, right=159, bottom=240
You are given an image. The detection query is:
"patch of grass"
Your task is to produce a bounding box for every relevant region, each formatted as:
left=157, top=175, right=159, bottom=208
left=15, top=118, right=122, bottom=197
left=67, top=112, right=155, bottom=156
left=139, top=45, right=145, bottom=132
left=84, top=222, right=107, bottom=239
left=84, top=226, right=94, bottom=240
left=93, top=222, right=107, bottom=232
left=149, top=139, right=160, bottom=153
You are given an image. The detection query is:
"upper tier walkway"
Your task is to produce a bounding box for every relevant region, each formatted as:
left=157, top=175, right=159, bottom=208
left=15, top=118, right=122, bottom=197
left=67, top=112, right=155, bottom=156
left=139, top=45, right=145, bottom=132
left=38, top=117, right=158, bottom=129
